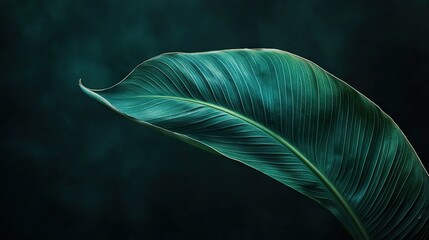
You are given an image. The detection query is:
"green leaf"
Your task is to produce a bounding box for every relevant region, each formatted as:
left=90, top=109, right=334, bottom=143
left=80, top=49, right=428, bottom=239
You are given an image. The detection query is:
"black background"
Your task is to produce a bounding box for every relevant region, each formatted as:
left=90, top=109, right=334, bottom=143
left=1, top=0, right=428, bottom=239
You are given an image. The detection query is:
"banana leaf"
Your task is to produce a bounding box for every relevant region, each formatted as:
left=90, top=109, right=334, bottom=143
left=80, top=49, right=428, bottom=239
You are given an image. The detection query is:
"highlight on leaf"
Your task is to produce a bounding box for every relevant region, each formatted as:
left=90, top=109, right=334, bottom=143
left=80, top=49, right=429, bottom=239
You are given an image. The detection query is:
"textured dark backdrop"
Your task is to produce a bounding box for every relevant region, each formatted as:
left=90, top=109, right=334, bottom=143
left=1, top=0, right=428, bottom=239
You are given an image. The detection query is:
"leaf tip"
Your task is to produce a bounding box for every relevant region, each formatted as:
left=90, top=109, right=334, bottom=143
left=79, top=79, right=115, bottom=110
left=79, top=78, right=95, bottom=98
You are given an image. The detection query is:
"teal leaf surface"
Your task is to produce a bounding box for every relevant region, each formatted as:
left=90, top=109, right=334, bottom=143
left=80, top=49, right=428, bottom=239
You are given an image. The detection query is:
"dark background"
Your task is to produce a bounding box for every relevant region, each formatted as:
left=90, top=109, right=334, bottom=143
left=1, top=0, right=428, bottom=239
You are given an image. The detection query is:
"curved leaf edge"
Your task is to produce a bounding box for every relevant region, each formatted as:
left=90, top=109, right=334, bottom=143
left=79, top=48, right=428, bottom=239
left=79, top=48, right=425, bottom=174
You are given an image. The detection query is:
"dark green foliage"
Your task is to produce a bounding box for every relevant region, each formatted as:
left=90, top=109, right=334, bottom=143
left=82, top=49, right=428, bottom=239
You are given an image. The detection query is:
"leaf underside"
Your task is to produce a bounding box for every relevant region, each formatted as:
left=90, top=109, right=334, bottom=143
left=80, top=49, right=429, bottom=239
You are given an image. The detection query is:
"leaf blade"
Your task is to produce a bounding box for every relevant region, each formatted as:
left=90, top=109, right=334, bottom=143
left=80, top=49, right=428, bottom=239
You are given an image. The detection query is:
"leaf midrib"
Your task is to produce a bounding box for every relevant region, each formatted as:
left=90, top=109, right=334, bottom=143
left=142, top=94, right=369, bottom=239
left=81, top=78, right=369, bottom=239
